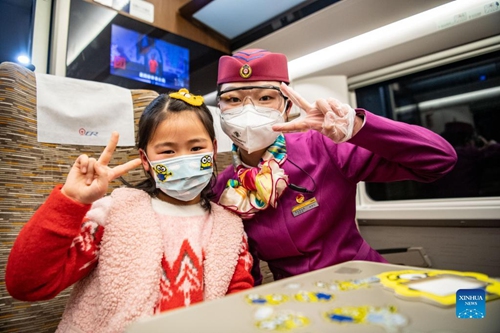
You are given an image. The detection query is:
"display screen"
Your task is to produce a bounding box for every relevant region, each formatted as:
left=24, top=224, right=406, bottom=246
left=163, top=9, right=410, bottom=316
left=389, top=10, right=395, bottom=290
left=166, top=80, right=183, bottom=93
left=65, top=0, right=227, bottom=96
left=110, top=24, right=189, bottom=90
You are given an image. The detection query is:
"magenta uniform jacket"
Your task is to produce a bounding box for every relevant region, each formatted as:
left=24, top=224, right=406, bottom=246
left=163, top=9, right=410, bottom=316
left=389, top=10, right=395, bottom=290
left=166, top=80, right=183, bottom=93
left=213, top=110, right=457, bottom=283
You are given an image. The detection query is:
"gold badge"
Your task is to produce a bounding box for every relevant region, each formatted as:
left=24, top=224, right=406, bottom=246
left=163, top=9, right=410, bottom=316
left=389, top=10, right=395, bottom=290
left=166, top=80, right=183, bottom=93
left=239, top=64, right=252, bottom=79
left=292, top=197, right=319, bottom=217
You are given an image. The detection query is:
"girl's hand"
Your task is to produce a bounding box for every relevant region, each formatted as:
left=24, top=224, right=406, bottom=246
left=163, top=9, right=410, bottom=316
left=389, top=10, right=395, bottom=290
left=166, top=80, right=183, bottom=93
left=61, top=132, right=142, bottom=204
left=272, top=83, right=362, bottom=143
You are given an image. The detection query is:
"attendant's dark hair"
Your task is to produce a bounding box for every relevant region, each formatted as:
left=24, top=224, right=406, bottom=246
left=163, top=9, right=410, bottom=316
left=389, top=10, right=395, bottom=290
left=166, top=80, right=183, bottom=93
left=127, top=93, right=217, bottom=212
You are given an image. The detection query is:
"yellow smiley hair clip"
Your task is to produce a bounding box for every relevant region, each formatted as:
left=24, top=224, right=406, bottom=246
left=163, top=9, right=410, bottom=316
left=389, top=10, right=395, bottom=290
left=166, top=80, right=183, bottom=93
left=169, top=88, right=204, bottom=106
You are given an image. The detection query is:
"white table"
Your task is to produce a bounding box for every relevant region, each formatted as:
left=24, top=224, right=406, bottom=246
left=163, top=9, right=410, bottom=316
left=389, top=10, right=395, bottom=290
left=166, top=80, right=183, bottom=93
left=125, top=261, right=500, bottom=333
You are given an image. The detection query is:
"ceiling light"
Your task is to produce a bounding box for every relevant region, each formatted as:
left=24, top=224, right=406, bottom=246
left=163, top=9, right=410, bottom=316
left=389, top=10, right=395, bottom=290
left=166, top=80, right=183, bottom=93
left=288, top=0, right=496, bottom=80
left=17, top=55, right=30, bottom=64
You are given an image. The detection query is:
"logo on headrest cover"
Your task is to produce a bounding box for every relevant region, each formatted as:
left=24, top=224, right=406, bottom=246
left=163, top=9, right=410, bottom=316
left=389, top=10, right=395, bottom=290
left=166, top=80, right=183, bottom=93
left=239, top=64, right=252, bottom=79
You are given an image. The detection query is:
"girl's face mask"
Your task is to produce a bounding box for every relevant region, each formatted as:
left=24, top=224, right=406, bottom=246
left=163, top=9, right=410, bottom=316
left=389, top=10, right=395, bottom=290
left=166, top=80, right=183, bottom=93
left=147, top=152, right=214, bottom=202
left=220, top=104, right=285, bottom=153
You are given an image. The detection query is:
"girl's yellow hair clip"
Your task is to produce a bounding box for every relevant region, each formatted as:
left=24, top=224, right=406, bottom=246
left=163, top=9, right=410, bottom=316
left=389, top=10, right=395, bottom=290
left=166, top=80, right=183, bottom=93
left=169, top=88, right=204, bottom=106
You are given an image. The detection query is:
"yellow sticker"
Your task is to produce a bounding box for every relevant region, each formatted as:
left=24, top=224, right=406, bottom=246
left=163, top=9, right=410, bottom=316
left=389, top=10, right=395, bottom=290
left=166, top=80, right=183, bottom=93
left=377, top=269, right=500, bottom=307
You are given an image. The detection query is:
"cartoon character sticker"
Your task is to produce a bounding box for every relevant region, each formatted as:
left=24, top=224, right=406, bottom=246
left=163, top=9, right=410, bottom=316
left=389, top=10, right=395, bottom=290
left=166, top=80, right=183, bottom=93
left=199, top=154, right=213, bottom=170
left=377, top=269, right=500, bottom=307
left=314, top=276, right=380, bottom=291
left=153, top=164, right=172, bottom=182
left=324, top=305, right=408, bottom=332
left=245, top=293, right=289, bottom=306
left=294, top=291, right=334, bottom=303
left=254, top=307, right=310, bottom=331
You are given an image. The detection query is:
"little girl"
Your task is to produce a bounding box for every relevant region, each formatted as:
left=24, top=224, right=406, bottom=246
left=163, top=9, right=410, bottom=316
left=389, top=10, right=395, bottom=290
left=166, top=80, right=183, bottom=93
left=5, top=89, right=254, bottom=333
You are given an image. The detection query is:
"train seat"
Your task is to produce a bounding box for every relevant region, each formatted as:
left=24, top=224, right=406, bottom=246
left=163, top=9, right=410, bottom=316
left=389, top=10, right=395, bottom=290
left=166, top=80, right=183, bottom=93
left=0, top=61, right=159, bottom=333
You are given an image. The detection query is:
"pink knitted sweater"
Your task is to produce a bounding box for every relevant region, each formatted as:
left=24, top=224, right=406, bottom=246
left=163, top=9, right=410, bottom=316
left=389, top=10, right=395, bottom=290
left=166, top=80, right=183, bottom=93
left=56, top=188, right=245, bottom=333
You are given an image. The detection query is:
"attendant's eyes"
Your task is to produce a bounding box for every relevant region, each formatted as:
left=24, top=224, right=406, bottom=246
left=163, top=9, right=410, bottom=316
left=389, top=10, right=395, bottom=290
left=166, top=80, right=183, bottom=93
left=160, top=149, right=175, bottom=155
left=222, top=96, right=241, bottom=104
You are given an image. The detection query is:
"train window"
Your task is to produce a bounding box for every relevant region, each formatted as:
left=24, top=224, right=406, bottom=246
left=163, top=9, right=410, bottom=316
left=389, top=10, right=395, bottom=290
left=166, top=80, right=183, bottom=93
left=355, top=51, right=500, bottom=201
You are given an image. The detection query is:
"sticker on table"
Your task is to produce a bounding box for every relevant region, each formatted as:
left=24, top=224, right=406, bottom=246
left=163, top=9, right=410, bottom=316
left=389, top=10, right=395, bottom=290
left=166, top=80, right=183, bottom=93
left=294, top=291, right=334, bottom=303
left=254, top=307, right=310, bottom=331
left=246, top=293, right=290, bottom=305
left=324, top=305, right=408, bottom=332
left=284, top=282, right=302, bottom=289
left=377, top=269, right=500, bottom=307
left=315, top=276, right=380, bottom=291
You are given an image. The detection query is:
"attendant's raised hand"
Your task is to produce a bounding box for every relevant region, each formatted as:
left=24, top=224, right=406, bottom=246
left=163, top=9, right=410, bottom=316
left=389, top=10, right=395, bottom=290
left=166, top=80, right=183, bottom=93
left=61, top=132, right=142, bottom=204
left=272, top=83, right=362, bottom=143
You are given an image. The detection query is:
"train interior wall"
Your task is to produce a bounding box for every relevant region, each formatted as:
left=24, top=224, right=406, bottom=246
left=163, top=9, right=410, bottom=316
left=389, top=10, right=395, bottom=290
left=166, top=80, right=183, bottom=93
left=359, top=225, right=500, bottom=278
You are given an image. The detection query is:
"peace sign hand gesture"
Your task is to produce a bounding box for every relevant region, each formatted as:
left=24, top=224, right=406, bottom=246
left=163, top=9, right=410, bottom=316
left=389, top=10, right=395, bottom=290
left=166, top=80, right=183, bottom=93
left=61, top=132, right=142, bottom=204
left=272, top=83, right=362, bottom=143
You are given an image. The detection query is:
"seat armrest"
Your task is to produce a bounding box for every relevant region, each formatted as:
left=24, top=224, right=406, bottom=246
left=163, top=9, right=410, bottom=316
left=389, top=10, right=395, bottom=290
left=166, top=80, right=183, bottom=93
left=377, top=246, right=432, bottom=267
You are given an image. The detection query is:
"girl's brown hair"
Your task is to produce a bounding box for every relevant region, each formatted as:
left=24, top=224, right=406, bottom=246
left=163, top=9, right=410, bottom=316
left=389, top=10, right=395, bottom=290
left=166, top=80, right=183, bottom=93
left=131, top=93, right=217, bottom=212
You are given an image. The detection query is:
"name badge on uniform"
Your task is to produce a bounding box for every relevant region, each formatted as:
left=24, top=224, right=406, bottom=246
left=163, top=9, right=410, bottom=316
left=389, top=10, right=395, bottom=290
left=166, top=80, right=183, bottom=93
left=291, top=197, right=319, bottom=217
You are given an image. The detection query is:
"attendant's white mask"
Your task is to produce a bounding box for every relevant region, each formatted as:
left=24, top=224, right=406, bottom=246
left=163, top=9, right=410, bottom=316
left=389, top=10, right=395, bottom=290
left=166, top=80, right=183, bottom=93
left=220, top=104, right=285, bottom=153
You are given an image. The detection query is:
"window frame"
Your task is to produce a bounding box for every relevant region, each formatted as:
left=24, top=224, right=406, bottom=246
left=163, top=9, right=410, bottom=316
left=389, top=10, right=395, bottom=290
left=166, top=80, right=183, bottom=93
left=348, top=35, right=500, bottom=225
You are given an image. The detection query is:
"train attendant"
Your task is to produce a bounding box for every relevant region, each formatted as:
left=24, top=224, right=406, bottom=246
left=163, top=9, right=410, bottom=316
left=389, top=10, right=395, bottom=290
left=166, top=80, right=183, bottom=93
left=213, top=49, right=457, bottom=284
left=6, top=89, right=253, bottom=333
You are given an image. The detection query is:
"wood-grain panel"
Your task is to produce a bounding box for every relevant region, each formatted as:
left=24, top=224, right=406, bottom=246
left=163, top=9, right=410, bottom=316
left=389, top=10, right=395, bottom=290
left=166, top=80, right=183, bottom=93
left=88, top=0, right=230, bottom=53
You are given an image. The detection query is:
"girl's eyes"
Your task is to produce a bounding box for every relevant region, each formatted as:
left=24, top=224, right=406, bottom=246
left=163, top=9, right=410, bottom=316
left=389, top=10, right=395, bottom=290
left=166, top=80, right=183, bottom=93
left=160, top=146, right=205, bottom=154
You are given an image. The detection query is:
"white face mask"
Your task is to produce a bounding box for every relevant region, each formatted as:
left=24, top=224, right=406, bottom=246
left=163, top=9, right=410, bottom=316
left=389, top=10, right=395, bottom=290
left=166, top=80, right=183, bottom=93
left=220, top=104, right=285, bottom=153
left=148, top=152, right=214, bottom=202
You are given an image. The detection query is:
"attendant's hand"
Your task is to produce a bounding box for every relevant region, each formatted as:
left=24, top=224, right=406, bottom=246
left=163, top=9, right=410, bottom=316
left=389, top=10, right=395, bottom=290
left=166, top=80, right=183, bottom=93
left=61, top=132, right=142, bottom=204
left=272, top=83, right=363, bottom=143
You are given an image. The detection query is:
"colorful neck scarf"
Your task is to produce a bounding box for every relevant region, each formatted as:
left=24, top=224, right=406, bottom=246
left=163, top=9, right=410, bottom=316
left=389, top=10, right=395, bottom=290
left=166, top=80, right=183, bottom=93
left=218, top=134, right=289, bottom=219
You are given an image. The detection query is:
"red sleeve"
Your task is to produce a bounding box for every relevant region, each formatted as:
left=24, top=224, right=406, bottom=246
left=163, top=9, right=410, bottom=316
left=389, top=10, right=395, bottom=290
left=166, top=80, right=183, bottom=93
left=5, top=185, right=103, bottom=301
left=226, top=235, right=254, bottom=294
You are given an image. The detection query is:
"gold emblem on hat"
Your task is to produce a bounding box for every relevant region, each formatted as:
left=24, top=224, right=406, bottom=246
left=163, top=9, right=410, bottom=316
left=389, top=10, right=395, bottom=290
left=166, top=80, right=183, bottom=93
left=239, top=64, right=252, bottom=79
